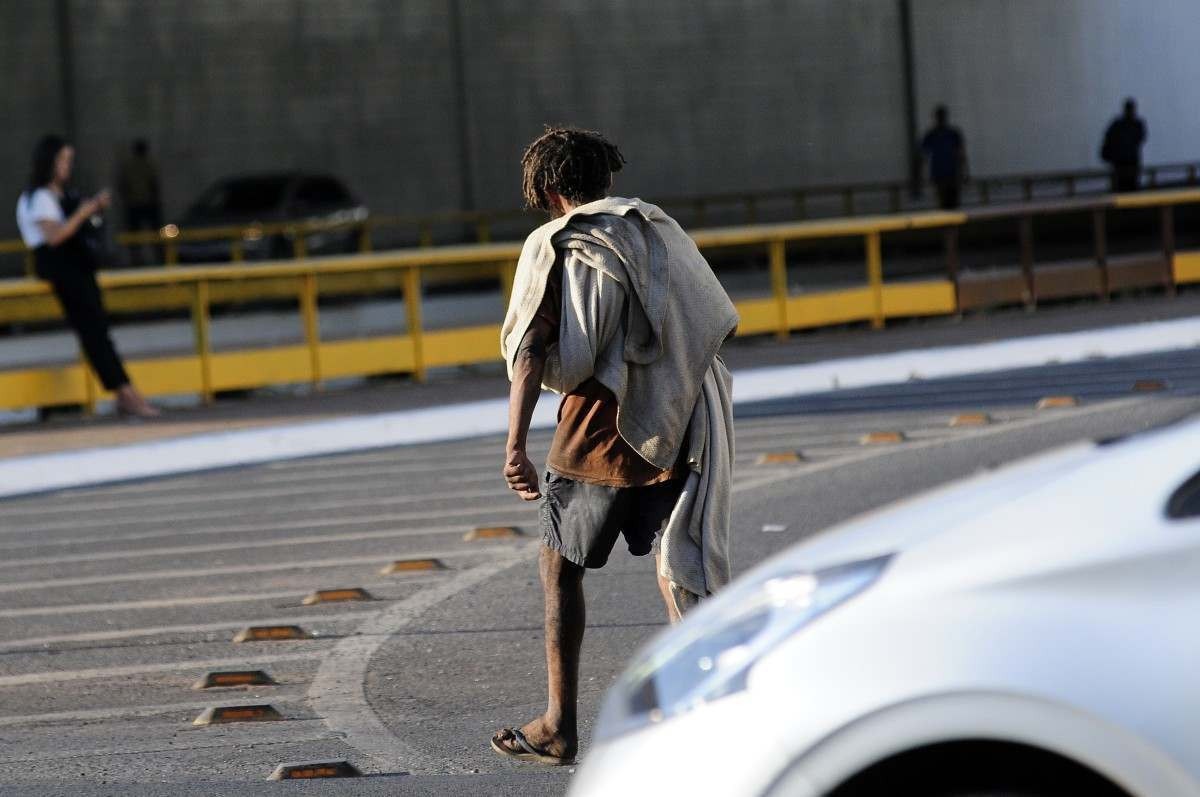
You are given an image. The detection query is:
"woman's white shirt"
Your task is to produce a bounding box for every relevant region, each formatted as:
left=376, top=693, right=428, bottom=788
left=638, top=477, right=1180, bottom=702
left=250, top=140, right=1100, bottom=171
left=15, top=188, right=64, bottom=248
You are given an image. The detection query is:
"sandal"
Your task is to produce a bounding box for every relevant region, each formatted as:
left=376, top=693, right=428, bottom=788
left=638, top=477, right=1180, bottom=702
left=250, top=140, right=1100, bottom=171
left=490, top=728, right=575, bottom=766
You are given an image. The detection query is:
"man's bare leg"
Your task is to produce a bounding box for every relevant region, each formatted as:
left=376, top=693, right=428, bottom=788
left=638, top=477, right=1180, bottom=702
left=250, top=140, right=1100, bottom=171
left=656, top=553, right=700, bottom=624
left=493, top=544, right=584, bottom=760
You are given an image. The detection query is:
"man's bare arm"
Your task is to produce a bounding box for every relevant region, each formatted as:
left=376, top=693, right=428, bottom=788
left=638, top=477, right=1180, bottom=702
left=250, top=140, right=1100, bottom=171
left=504, top=315, right=554, bottom=501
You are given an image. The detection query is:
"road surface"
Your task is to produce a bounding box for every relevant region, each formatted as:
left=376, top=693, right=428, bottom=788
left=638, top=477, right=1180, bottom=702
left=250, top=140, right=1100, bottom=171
left=0, top=349, right=1197, bottom=796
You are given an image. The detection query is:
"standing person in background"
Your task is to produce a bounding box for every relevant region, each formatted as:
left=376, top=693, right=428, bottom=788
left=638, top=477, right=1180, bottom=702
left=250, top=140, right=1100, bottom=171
left=1101, top=98, right=1147, bottom=193
left=16, top=135, right=160, bottom=418
left=921, top=105, right=968, bottom=210
left=118, top=138, right=163, bottom=265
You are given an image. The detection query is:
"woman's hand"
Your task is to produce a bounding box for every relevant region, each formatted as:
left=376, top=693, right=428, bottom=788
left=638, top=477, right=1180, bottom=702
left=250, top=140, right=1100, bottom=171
left=86, top=190, right=112, bottom=214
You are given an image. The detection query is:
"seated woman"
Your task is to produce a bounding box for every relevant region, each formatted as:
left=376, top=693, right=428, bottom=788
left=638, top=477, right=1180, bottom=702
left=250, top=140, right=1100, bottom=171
left=15, top=134, right=159, bottom=418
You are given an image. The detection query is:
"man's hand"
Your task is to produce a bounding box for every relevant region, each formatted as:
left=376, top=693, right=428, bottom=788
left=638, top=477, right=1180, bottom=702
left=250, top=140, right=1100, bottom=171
left=504, top=449, right=541, bottom=501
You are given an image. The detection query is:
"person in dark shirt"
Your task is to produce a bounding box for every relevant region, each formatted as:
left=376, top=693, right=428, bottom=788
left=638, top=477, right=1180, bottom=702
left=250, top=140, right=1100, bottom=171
left=118, top=138, right=163, bottom=265
left=1101, top=98, right=1147, bottom=193
left=921, top=105, right=968, bottom=210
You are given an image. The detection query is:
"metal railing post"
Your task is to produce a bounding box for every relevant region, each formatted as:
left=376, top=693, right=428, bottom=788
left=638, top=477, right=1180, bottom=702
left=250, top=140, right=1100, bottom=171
left=165, top=239, right=178, bottom=266
left=1161, top=204, right=1177, bottom=297
left=404, top=266, right=426, bottom=381
left=291, top=228, right=308, bottom=259
left=418, top=222, right=434, bottom=248
left=230, top=240, right=244, bottom=262
left=744, top=196, right=758, bottom=224
left=475, top=218, right=492, bottom=244
left=768, top=240, right=789, bottom=340
left=300, top=272, right=321, bottom=388
left=1019, top=214, right=1036, bottom=308
left=1021, top=178, right=1034, bottom=201
left=358, top=222, right=373, bottom=253
left=192, top=280, right=214, bottom=403
left=23, top=250, right=35, bottom=278
left=888, top=185, right=902, bottom=214
left=943, top=227, right=961, bottom=313
left=1092, top=207, right=1109, bottom=300
left=843, top=188, right=855, bottom=217
left=866, top=231, right=884, bottom=329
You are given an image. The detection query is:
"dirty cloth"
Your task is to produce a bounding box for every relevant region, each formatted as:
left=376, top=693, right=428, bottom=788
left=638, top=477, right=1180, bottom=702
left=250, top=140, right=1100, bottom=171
left=501, top=197, right=738, bottom=597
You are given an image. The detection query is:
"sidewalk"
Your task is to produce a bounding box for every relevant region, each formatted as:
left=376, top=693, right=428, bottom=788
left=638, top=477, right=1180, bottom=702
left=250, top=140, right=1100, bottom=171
left=1, top=290, right=1198, bottom=474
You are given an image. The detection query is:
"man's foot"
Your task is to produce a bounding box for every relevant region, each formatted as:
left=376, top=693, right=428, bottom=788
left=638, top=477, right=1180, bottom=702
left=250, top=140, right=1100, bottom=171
left=491, top=716, right=576, bottom=765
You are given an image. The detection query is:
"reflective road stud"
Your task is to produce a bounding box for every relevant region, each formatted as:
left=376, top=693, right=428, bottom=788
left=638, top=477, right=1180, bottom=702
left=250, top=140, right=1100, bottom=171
left=193, top=670, right=277, bottom=689
left=1037, top=396, right=1078, bottom=409
left=302, top=588, right=375, bottom=605
left=950, top=413, right=991, bottom=427
left=1133, top=379, right=1167, bottom=392
left=380, top=558, right=446, bottom=574
left=269, top=760, right=362, bottom=780
left=756, top=451, right=803, bottom=465
left=233, top=625, right=311, bottom=643
left=464, top=526, right=522, bottom=541
left=193, top=705, right=283, bottom=725
left=860, top=431, right=905, bottom=445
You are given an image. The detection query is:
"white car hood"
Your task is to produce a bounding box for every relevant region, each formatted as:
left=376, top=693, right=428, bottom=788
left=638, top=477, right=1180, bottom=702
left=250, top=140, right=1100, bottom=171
left=772, top=442, right=1100, bottom=573
left=759, top=413, right=1200, bottom=588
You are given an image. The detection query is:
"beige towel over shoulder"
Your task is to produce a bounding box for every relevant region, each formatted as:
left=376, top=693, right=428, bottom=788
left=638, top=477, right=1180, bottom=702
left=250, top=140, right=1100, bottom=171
left=501, top=197, right=739, bottom=597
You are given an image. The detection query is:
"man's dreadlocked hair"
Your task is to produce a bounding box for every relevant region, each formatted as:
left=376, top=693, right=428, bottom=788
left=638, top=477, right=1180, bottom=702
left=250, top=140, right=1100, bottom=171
left=520, top=126, right=626, bottom=213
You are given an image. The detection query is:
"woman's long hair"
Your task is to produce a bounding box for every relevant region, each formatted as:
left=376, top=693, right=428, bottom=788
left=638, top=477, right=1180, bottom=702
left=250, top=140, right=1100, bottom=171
left=27, top=134, right=68, bottom=197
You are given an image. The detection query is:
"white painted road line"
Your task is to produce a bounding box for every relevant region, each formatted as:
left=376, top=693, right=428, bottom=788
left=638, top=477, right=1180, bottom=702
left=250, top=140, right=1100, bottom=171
left=0, top=579, right=446, bottom=619
left=0, top=487, right=514, bottom=535
left=0, top=505, right=537, bottom=550
left=0, top=611, right=376, bottom=652
left=0, top=696, right=306, bottom=728
left=0, top=590, right=307, bottom=619
left=0, top=470, right=510, bottom=517
left=0, top=519, right=533, bottom=570
left=0, top=653, right=323, bottom=688
left=0, top=546, right=510, bottom=595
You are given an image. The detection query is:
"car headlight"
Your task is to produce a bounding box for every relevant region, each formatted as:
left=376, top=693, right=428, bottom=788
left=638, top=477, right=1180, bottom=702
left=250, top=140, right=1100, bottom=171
left=595, top=555, right=892, bottom=742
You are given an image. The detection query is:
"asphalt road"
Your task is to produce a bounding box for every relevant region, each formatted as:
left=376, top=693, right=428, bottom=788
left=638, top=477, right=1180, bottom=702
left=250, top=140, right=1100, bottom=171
left=0, top=350, right=1198, bottom=796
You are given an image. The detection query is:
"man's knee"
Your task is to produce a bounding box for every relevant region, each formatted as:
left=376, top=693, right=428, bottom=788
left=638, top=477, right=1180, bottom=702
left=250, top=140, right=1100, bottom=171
left=539, top=544, right=584, bottom=587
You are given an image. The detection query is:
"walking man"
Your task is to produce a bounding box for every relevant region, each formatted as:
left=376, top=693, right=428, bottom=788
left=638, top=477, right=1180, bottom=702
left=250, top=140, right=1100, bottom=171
left=491, top=127, right=739, bottom=765
left=1101, top=98, right=1147, bottom=193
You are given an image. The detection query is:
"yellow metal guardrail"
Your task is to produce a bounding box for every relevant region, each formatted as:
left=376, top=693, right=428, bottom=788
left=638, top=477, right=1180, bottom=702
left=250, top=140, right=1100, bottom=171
left=5, top=159, right=1199, bottom=277
left=0, top=212, right=968, bottom=413
left=2, top=188, right=1199, bottom=414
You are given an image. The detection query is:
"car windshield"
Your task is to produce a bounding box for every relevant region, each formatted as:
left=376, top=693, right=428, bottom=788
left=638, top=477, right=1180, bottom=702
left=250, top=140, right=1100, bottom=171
left=189, top=176, right=291, bottom=217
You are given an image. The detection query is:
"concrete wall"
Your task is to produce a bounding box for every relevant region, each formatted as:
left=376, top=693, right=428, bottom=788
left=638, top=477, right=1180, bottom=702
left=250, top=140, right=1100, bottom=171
left=67, top=0, right=465, bottom=225
left=911, top=0, right=1200, bottom=175
left=2, top=0, right=1198, bottom=240
left=456, top=0, right=907, bottom=209
left=1, top=3, right=66, bottom=217
left=1, top=0, right=908, bottom=239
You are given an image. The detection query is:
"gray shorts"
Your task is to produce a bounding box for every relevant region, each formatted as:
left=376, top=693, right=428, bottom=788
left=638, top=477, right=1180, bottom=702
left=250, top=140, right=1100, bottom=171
left=540, top=471, right=685, bottom=569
